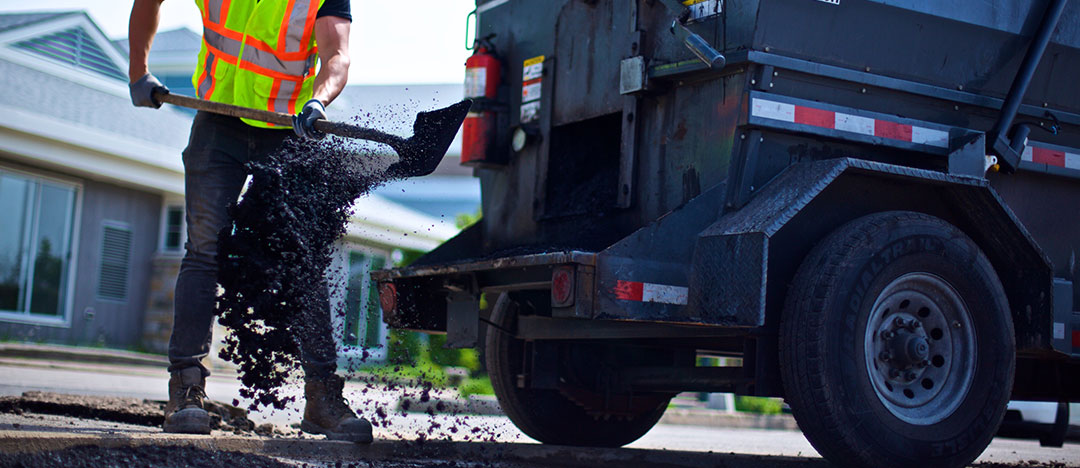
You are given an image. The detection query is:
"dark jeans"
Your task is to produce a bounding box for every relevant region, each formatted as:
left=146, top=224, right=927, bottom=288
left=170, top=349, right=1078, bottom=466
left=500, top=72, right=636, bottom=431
left=168, top=111, right=337, bottom=379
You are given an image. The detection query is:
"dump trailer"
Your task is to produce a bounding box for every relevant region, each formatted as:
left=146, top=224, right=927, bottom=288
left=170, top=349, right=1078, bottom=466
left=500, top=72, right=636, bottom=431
left=373, top=1, right=1080, bottom=466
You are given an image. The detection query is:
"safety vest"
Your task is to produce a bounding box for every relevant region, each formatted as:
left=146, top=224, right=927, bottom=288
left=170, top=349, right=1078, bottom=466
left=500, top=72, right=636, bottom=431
left=192, top=0, right=325, bottom=127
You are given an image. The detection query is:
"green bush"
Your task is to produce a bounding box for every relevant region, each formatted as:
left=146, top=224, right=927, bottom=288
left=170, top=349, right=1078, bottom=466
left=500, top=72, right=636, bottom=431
left=735, top=396, right=783, bottom=415
left=387, top=329, right=421, bottom=365
left=459, top=376, right=494, bottom=398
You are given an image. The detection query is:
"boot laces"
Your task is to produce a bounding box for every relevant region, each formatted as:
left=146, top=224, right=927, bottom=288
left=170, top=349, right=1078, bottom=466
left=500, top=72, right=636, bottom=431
left=181, top=384, right=207, bottom=409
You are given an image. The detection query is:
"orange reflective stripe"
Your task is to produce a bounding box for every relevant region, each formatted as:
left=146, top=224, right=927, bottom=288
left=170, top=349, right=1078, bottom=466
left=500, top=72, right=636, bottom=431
left=204, top=27, right=242, bottom=59
left=205, top=55, right=220, bottom=99
left=296, top=0, right=319, bottom=55
left=204, top=42, right=237, bottom=65
left=237, top=58, right=307, bottom=82
left=220, top=0, right=232, bottom=24
left=205, top=0, right=223, bottom=24
left=196, top=49, right=216, bottom=98
left=240, top=45, right=310, bottom=77
left=278, top=0, right=296, bottom=51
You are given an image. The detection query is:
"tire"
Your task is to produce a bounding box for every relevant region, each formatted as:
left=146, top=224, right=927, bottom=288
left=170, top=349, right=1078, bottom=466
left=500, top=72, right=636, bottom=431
left=485, top=294, right=668, bottom=447
left=779, top=211, right=1015, bottom=468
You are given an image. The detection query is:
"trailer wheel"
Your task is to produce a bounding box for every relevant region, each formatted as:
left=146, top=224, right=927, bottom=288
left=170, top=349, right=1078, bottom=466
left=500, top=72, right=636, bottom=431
left=485, top=294, right=668, bottom=447
left=779, top=211, right=1014, bottom=468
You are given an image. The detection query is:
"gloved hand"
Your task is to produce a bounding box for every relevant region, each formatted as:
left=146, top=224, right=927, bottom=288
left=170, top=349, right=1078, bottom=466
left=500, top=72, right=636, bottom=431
left=292, top=99, right=327, bottom=140
left=129, top=73, right=168, bottom=108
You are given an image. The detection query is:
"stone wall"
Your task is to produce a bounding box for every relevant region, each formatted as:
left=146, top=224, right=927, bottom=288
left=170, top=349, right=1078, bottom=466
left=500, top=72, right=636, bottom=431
left=141, top=254, right=181, bottom=354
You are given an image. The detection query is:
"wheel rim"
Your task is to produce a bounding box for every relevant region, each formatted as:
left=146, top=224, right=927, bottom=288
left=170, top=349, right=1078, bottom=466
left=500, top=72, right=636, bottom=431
left=863, top=272, right=976, bottom=425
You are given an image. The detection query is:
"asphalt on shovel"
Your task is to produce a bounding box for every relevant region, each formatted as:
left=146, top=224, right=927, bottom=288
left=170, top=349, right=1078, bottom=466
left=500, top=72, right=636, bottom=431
left=153, top=89, right=472, bottom=178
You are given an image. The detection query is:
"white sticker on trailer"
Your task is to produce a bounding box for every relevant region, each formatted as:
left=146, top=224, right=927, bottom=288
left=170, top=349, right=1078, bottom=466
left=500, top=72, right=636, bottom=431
left=751, top=98, right=795, bottom=123
left=911, top=126, right=950, bottom=148
left=1054, top=322, right=1066, bottom=340
left=834, top=112, right=875, bottom=136
left=642, top=283, right=689, bottom=305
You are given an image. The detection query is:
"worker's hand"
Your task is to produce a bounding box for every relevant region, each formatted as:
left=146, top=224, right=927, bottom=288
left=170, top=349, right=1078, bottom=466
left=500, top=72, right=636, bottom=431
left=292, top=99, right=327, bottom=140
left=129, top=73, right=168, bottom=108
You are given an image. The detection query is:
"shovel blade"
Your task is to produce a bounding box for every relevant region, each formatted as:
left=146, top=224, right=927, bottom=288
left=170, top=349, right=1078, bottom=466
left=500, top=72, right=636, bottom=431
left=387, top=100, right=473, bottom=178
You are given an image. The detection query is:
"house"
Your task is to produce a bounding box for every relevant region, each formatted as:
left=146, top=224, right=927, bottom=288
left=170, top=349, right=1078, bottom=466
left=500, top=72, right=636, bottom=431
left=0, top=13, right=476, bottom=367
left=0, top=11, right=191, bottom=349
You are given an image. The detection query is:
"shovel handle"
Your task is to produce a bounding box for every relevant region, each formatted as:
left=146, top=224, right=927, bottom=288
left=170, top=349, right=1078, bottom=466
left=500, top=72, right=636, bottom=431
left=154, top=90, right=405, bottom=147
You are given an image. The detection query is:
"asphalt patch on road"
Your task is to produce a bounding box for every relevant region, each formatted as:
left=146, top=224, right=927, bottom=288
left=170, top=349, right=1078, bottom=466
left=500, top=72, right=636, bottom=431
left=0, top=445, right=294, bottom=468
left=0, top=392, right=258, bottom=434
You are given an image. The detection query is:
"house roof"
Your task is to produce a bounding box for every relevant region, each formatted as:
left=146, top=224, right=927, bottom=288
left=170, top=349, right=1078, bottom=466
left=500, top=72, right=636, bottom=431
left=0, top=11, right=79, bottom=33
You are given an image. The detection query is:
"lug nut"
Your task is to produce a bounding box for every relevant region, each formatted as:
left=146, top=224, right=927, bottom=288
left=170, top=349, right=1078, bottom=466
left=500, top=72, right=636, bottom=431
left=911, top=320, right=921, bottom=329
left=952, top=321, right=962, bottom=329
left=881, top=330, right=895, bottom=340
left=889, top=369, right=901, bottom=379
left=893, top=317, right=906, bottom=328
left=879, top=351, right=892, bottom=362
left=905, top=371, right=917, bottom=381
left=918, top=360, right=929, bottom=368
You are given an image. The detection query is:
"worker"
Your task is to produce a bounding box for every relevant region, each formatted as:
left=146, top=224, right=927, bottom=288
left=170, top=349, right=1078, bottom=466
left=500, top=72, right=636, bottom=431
left=126, top=0, right=372, bottom=442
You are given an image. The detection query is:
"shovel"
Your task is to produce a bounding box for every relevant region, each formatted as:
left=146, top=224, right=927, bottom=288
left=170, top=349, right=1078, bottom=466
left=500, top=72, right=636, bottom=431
left=153, top=89, right=472, bottom=178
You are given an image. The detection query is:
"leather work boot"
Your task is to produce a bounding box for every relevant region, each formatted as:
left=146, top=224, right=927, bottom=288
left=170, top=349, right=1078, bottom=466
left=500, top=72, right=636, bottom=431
left=163, top=367, right=211, bottom=434
left=301, top=374, right=373, bottom=443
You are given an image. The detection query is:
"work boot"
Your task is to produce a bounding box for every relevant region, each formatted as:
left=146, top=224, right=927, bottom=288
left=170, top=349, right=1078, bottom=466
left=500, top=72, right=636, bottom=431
left=301, top=374, right=373, bottom=443
left=163, top=367, right=211, bottom=434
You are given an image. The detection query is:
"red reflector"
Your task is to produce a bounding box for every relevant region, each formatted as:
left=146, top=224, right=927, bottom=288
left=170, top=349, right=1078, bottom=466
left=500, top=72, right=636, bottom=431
left=551, top=267, right=574, bottom=307
left=1073, top=330, right=1080, bottom=349
left=379, top=282, right=397, bottom=314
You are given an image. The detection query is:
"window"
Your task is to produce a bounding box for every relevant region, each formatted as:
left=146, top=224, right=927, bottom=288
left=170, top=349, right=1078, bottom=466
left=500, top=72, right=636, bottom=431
left=342, top=251, right=386, bottom=349
left=0, top=170, right=78, bottom=323
left=162, top=205, right=184, bottom=252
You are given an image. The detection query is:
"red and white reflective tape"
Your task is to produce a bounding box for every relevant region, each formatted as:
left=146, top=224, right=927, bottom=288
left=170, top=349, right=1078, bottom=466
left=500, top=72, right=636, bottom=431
left=613, top=280, right=688, bottom=305
left=751, top=98, right=950, bottom=148
left=1022, top=144, right=1080, bottom=170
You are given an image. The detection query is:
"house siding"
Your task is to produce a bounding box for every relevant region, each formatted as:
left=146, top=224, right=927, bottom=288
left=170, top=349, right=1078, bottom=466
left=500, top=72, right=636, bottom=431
left=0, top=161, right=162, bottom=350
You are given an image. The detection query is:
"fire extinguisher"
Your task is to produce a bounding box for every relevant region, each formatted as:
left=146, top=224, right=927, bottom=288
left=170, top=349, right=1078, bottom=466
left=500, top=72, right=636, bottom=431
left=462, top=39, right=501, bottom=166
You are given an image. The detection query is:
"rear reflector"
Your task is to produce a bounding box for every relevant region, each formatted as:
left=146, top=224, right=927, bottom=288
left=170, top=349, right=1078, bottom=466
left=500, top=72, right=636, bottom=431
left=551, top=266, right=575, bottom=307
left=379, top=282, right=397, bottom=314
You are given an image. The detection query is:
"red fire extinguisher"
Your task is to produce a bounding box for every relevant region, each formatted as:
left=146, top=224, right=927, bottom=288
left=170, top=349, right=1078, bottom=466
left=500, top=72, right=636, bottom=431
left=462, top=42, right=501, bottom=166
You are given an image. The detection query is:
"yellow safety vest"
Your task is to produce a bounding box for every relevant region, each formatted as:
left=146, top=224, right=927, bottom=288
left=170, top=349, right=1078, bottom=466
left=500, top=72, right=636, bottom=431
left=192, top=0, right=325, bottom=128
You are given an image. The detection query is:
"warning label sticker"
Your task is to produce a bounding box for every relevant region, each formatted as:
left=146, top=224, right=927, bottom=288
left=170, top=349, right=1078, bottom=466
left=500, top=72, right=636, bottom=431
left=521, top=101, right=541, bottom=124
left=522, top=79, right=542, bottom=103
left=520, top=55, right=545, bottom=124
left=523, top=56, right=544, bottom=81
left=683, top=0, right=722, bottom=22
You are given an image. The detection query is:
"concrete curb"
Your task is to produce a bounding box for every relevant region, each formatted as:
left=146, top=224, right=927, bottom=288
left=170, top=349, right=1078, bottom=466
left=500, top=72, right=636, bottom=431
left=0, top=343, right=167, bottom=368
left=0, top=430, right=827, bottom=467
left=659, top=409, right=799, bottom=431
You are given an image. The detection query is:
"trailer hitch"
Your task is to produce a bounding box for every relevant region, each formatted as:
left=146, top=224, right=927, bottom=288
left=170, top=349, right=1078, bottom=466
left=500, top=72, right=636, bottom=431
left=987, top=0, right=1069, bottom=173
left=659, top=0, right=726, bottom=69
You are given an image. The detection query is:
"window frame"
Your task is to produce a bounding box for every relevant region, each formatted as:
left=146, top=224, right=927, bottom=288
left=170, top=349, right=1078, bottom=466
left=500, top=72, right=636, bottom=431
left=328, top=241, right=391, bottom=364
left=0, top=165, right=82, bottom=328
left=159, top=199, right=186, bottom=254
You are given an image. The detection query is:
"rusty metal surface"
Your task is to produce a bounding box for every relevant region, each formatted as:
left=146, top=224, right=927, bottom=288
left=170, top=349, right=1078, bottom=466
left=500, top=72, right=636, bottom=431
left=371, top=251, right=597, bottom=281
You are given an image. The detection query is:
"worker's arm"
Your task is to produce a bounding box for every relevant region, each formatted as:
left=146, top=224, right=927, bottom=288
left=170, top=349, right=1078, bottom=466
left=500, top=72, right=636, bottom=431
left=127, top=0, right=168, bottom=108
left=310, top=16, right=351, bottom=106
left=293, top=15, right=351, bottom=138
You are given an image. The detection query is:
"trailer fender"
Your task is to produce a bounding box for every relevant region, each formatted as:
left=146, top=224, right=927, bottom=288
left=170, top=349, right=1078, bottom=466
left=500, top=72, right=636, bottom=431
left=686, top=158, right=1054, bottom=351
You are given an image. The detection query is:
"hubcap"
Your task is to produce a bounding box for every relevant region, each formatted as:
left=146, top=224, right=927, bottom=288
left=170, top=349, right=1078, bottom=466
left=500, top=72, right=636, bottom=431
left=864, top=273, right=976, bottom=425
